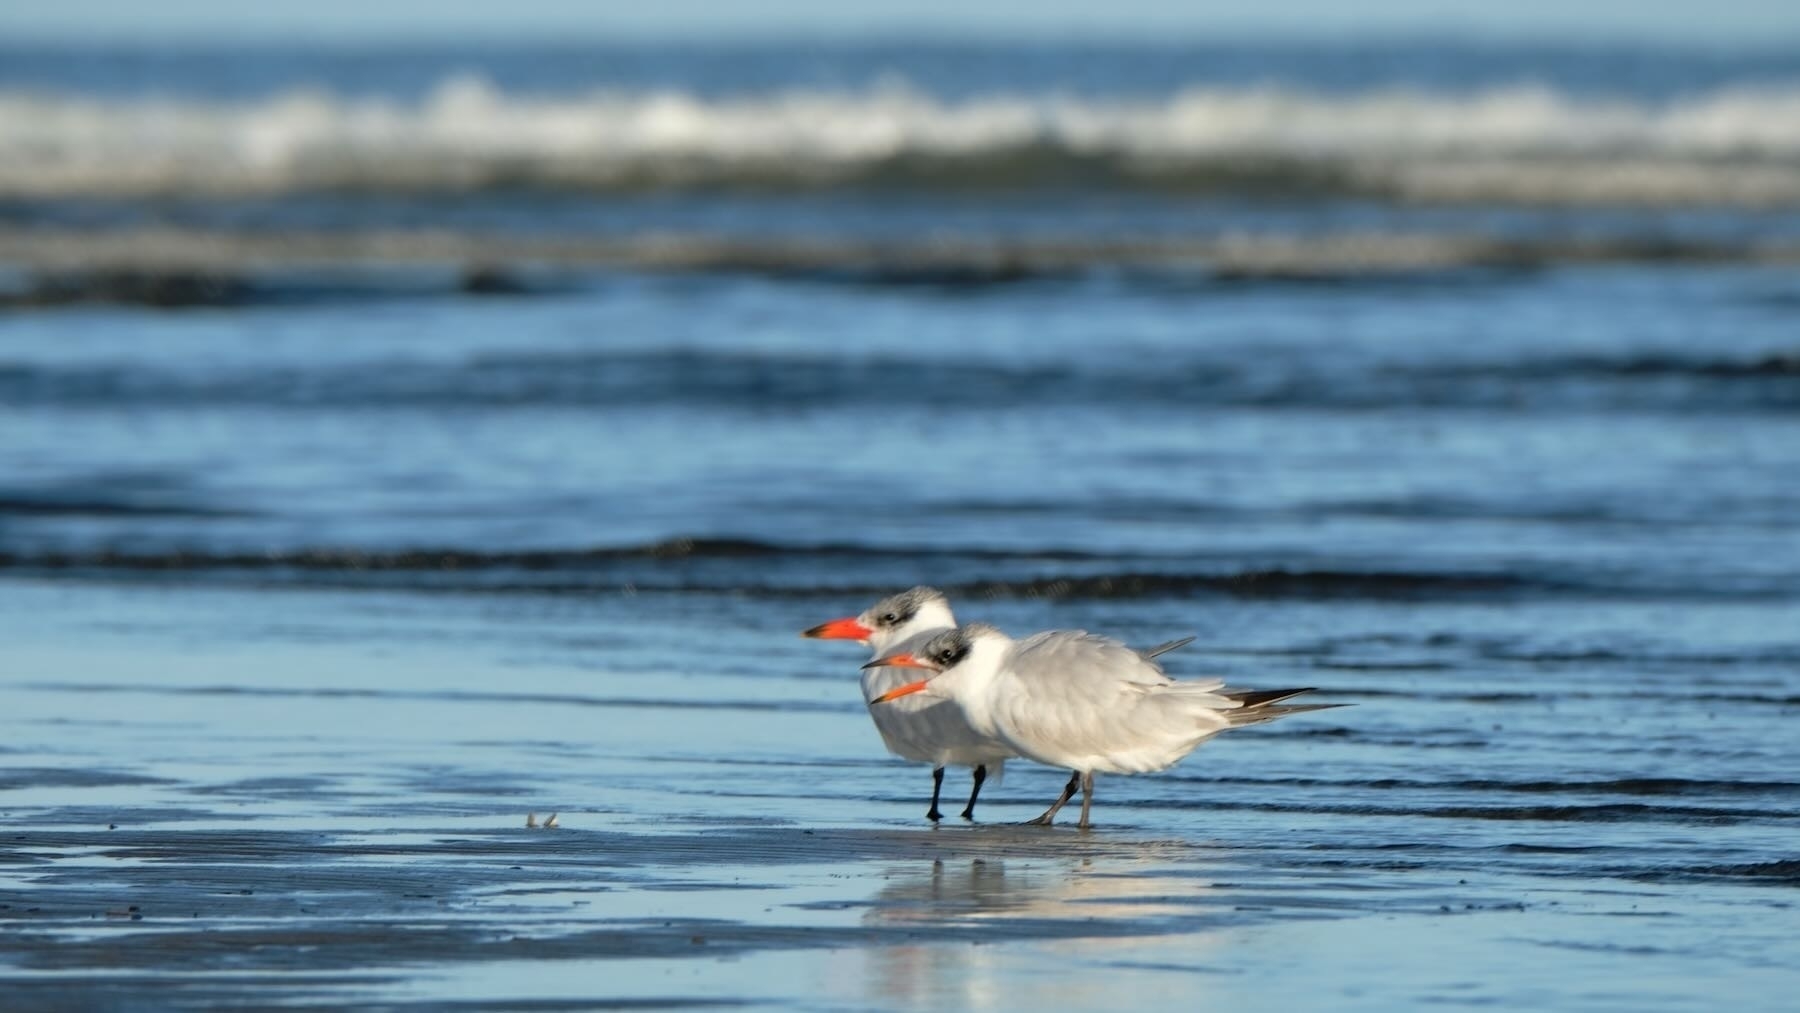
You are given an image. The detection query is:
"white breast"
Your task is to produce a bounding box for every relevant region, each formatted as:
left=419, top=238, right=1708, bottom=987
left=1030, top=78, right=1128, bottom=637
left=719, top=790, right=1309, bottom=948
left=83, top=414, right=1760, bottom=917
left=860, top=663, right=1012, bottom=769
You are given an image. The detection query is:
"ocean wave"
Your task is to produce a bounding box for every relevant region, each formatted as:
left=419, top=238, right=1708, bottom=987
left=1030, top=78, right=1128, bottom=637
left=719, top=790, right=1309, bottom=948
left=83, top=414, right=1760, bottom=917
left=6, top=77, right=1800, bottom=204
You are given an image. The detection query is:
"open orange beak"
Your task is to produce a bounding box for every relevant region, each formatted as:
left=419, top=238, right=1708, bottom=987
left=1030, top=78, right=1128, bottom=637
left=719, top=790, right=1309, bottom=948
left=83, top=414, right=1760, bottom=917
left=860, top=652, right=941, bottom=704
left=869, top=680, right=930, bottom=704
left=802, top=616, right=874, bottom=641
left=860, top=652, right=940, bottom=672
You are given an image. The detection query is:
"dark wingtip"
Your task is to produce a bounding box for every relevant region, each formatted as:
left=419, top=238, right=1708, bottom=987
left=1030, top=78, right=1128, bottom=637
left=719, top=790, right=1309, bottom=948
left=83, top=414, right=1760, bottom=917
left=1222, top=687, right=1319, bottom=709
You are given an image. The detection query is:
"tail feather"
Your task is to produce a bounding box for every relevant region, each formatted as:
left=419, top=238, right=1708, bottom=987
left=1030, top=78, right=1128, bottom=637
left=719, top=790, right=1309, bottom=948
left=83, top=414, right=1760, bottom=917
left=1228, top=702, right=1349, bottom=726
left=1221, top=688, right=1349, bottom=727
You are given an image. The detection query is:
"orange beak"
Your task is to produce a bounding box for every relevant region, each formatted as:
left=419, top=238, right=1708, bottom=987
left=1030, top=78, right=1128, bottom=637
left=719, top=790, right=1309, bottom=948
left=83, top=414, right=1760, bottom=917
left=862, top=654, right=941, bottom=703
left=802, top=616, right=874, bottom=641
left=860, top=652, right=940, bottom=672
left=869, top=679, right=931, bottom=704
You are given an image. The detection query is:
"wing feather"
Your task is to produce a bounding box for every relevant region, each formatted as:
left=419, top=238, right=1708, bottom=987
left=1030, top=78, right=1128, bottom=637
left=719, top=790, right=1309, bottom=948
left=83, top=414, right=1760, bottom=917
left=992, top=631, right=1238, bottom=772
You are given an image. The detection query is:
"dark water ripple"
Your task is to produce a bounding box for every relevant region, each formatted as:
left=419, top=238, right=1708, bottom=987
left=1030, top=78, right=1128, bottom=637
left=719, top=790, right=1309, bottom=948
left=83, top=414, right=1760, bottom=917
left=0, top=495, right=250, bottom=519
left=5, top=537, right=1794, bottom=602
left=1, top=238, right=1794, bottom=308
left=4, top=348, right=1797, bottom=412
left=18, top=680, right=863, bottom=716
left=1181, top=800, right=1795, bottom=825
left=1629, top=860, right=1800, bottom=885
left=1187, top=777, right=1800, bottom=798
left=0, top=546, right=1755, bottom=601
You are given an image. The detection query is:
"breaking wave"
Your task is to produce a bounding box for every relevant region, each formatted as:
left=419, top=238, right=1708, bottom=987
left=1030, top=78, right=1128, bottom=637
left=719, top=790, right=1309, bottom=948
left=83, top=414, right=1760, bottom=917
left=7, top=77, right=1800, bottom=204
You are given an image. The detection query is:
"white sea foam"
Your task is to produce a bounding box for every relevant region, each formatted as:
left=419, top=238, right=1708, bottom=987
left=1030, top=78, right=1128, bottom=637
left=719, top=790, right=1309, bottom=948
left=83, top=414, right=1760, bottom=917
left=5, top=76, right=1800, bottom=203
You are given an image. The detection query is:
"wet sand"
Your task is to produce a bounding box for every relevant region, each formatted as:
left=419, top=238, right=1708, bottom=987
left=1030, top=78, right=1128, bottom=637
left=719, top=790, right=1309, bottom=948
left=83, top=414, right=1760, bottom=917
left=3, top=580, right=1795, bottom=1011
left=9, top=818, right=1770, bottom=1012
left=6, top=816, right=1793, bottom=1011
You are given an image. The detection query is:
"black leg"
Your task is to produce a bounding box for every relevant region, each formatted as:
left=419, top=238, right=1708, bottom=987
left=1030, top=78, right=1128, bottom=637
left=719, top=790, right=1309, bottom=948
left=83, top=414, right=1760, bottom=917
left=960, top=765, right=988, bottom=820
left=926, top=766, right=945, bottom=822
left=1076, top=772, right=1096, bottom=829
left=1025, top=771, right=1080, bottom=826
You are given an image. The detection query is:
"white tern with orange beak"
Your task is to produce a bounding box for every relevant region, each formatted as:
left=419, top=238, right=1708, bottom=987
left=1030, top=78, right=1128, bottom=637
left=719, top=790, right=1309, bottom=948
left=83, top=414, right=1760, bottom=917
left=865, top=623, right=1341, bottom=828
left=804, top=589, right=1197, bottom=822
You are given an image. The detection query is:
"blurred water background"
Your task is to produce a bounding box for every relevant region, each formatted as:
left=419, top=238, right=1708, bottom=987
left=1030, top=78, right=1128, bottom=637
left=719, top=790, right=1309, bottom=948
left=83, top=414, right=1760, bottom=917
left=1, top=37, right=1797, bottom=1011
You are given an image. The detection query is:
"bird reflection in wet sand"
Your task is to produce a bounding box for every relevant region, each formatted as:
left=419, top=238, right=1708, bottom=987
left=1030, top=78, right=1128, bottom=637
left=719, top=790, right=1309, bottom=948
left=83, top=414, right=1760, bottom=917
left=860, top=855, right=1230, bottom=1009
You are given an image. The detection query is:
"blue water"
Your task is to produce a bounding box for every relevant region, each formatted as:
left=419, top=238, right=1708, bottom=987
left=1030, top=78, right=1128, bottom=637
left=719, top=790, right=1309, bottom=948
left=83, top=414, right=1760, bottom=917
left=7, top=38, right=1800, bottom=100
left=1, top=39, right=1798, bottom=1011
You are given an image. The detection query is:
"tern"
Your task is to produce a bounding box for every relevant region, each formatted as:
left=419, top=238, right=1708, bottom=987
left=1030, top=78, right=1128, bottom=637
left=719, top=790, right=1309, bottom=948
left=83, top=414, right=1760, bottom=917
left=804, top=588, right=1196, bottom=822
left=803, top=587, right=1006, bottom=821
left=864, top=623, right=1341, bottom=829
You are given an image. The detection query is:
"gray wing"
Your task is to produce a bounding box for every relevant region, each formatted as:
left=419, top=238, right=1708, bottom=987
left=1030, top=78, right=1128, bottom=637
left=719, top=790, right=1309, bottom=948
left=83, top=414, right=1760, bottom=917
left=995, top=630, right=1233, bottom=771
left=1011, top=630, right=1175, bottom=688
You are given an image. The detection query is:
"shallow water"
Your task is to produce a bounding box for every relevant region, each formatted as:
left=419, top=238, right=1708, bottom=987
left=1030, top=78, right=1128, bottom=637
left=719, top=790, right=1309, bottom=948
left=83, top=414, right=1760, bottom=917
left=3, top=38, right=1800, bottom=1012
left=2, top=578, right=1797, bottom=1010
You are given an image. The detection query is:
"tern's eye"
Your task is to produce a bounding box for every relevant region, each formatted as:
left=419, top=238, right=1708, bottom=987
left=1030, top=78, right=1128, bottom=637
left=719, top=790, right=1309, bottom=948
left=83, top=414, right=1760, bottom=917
left=880, top=612, right=900, bottom=625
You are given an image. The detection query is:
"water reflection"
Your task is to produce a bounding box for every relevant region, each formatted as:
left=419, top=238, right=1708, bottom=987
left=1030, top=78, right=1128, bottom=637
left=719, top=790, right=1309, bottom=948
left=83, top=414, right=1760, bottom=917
left=859, top=855, right=1229, bottom=1009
